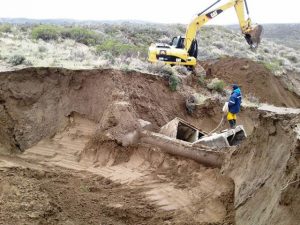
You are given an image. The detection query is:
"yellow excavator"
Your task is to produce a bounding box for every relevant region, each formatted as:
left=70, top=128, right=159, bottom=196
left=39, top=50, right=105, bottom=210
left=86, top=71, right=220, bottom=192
left=148, top=0, right=263, bottom=68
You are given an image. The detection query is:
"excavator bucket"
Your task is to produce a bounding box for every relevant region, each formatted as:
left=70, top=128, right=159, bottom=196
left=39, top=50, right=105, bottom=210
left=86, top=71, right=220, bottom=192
left=245, top=25, right=263, bottom=49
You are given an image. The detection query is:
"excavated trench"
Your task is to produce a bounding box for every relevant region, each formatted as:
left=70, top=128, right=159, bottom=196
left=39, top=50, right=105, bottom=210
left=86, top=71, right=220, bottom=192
left=0, top=66, right=299, bottom=225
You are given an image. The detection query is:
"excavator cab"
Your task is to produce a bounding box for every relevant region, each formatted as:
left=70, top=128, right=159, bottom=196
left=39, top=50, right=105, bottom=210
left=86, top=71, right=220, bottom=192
left=171, top=36, right=185, bottom=48
left=170, top=36, right=198, bottom=58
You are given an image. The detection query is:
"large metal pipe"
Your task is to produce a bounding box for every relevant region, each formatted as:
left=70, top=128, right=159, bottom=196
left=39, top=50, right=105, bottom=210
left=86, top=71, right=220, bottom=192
left=140, top=130, right=224, bottom=168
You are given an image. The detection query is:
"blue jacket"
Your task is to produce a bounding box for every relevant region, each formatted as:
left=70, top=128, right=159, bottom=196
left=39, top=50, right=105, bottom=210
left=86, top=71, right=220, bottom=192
left=228, top=88, right=242, bottom=114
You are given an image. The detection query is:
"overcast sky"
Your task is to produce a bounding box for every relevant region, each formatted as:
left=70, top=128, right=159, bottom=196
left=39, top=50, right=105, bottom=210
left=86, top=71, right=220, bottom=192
left=0, top=0, right=299, bottom=24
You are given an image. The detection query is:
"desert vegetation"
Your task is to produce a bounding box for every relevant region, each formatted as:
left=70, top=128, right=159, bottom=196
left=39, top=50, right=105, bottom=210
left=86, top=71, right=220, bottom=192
left=207, top=78, right=226, bottom=92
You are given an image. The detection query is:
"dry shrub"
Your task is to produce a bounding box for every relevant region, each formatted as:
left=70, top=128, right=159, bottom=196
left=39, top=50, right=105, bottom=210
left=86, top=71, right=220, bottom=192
left=8, top=55, right=26, bottom=66
left=146, top=62, right=177, bottom=77
left=207, top=78, right=225, bottom=92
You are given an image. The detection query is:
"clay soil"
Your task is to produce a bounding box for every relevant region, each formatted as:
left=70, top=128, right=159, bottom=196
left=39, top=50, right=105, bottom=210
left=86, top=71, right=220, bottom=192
left=0, top=57, right=300, bottom=225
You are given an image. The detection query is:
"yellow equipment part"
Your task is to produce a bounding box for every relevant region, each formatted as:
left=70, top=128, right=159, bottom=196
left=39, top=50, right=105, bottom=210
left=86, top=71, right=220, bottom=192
left=148, top=43, right=196, bottom=66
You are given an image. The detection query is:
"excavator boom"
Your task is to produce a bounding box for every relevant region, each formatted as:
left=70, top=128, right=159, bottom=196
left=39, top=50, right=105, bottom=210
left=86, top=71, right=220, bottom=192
left=185, top=0, right=262, bottom=51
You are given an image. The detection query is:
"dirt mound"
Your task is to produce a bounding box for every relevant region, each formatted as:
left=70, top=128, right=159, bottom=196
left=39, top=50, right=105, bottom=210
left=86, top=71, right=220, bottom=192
left=201, top=57, right=300, bottom=107
left=223, top=109, right=300, bottom=225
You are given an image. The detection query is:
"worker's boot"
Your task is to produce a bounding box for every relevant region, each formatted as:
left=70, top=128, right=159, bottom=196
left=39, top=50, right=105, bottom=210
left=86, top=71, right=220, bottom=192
left=229, top=120, right=235, bottom=129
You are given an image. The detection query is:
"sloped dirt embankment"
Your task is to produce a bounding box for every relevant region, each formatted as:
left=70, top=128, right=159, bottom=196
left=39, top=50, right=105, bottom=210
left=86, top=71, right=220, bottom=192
left=223, top=110, right=300, bottom=225
left=201, top=57, right=300, bottom=107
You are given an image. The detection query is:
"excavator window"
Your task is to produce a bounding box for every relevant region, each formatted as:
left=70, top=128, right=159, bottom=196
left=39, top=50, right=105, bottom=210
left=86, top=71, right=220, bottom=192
left=188, top=39, right=198, bottom=59
left=171, top=36, right=185, bottom=49
left=171, top=37, right=178, bottom=46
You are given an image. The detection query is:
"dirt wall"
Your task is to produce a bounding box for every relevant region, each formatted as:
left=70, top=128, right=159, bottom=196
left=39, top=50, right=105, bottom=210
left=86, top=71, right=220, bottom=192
left=0, top=68, right=186, bottom=152
left=223, top=111, right=300, bottom=225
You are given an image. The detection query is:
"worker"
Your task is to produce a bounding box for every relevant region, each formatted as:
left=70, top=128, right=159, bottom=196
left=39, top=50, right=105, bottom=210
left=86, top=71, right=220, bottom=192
left=227, top=84, right=242, bottom=128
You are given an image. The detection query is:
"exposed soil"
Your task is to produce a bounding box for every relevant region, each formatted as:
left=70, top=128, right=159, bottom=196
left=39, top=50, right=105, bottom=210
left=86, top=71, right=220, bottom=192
left=0, top=167, right=175, bottom=225
left=0, top=114, right=235, bottom=225
left=201, top=57, right=300, bottom=107
left=0, top=68, right=195, bottom=153
left=223, top=109, right=300, bottom=225
left=0, top=58, right=300, bottom=225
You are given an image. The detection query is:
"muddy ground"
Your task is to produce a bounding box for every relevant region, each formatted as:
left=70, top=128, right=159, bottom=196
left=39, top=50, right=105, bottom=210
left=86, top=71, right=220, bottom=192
left=0, top=58, right=300, bottom=225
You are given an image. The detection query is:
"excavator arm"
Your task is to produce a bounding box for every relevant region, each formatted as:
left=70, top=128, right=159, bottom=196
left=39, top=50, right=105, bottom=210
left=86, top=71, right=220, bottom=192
left=184, top=0, right=262, bottom=52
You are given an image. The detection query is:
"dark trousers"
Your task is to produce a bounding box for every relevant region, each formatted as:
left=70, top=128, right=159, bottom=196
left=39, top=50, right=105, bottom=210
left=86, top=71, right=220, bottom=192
left=228, top=119, right=236, bottom=128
